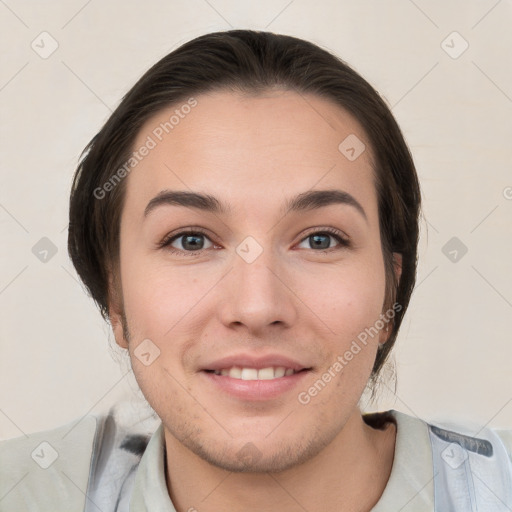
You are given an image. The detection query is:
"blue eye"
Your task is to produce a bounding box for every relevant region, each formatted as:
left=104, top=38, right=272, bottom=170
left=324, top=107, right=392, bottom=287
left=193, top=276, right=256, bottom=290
left=158, top=227, right=350, bottom=256
left=297, top=229, right=350, bottom=251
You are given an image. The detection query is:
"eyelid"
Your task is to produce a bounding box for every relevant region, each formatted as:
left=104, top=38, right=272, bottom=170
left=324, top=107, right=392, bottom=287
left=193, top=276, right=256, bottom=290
left=296, top=227, right=351, bottom=251
left=300, top=226, right=350, bottom=243
left=158, top=226, right=351, bottom=255
left=157, top=227, right=215, bottom=252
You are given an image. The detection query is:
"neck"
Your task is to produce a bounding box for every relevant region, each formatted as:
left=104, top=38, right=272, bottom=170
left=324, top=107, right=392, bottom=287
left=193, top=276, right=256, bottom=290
left=163, top=410, right=396, bottom=512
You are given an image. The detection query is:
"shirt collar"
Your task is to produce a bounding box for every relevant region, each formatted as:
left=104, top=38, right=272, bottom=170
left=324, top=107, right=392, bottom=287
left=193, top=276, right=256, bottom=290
left=370, top=409, right=434, bottom=511
left=130, top=421, right=176, bottom=512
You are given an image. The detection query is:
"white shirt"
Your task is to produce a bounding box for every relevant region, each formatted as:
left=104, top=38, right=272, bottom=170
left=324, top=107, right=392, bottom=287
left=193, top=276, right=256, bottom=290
left=1, top=404, right=511, bottom=511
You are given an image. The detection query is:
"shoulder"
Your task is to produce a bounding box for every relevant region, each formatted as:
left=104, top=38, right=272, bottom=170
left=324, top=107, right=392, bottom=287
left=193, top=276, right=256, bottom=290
left=0, top=415, right=99, bottom=511
left=0, top=401, right=161, bottom=511
left=368, top=410, right=512, bottom=511
left=493, top=428, right=512, bottom=462
left=385, top=409, right=512, bottom=454
left=422, top=413, right=512, bottom=464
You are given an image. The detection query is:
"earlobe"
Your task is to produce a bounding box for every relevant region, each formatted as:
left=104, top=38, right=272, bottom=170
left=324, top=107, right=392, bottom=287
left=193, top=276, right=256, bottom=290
left=107, top=272, right=129, bottom=350
left=109, top=308, right=129, bottom=350
left=379, top=252, right=403, bottom=346
left=393, top=252, right=403, bottom=283
left=378, top=323, right=391, bottom=346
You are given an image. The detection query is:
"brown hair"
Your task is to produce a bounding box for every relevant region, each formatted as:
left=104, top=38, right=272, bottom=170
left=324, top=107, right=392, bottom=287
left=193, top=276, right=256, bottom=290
left=68, top=29, right=421, bottom=394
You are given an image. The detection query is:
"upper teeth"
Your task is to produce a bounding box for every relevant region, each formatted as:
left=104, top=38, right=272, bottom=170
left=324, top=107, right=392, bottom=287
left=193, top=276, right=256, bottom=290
left=213, top=367, right=296, bottom=380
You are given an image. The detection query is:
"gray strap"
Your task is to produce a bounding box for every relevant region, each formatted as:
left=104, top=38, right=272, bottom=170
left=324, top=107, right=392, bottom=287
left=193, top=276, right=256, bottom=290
left=429, top=423, right=512, bottom=511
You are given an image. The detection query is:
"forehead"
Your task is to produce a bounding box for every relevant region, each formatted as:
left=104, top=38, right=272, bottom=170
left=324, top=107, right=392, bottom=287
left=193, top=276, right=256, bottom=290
left=124, top=89, right=377, bottom=221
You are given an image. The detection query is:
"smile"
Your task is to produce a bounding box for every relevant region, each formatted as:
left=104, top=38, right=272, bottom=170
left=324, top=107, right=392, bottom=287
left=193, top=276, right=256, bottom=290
left=206, top=366, right=302, bottom=380
left=201, top=368, right=311, bottom=401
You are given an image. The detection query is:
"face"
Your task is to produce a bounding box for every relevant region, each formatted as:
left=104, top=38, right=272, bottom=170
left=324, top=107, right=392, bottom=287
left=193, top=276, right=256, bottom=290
left=110, top=89, right=399, bottom=473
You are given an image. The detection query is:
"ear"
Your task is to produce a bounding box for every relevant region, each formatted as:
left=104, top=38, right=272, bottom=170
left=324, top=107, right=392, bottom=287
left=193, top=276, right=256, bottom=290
left=108, top=272, right=129, bottom=350
left=392, top=252, right=403, bottom=284
left=379, top=252, right=403, bottom=345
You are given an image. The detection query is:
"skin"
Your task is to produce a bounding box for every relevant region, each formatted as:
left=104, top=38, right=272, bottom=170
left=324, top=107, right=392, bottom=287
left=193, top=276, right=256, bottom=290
left=109, top=89, right=401, bottom=512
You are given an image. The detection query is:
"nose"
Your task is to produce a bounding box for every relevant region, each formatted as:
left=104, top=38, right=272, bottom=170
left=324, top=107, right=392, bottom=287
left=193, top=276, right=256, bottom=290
left=216, top=242, right=298, bottom=334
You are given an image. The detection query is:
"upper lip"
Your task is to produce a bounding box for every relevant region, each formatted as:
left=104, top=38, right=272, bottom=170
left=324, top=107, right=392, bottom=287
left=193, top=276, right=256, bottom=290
left=202, top=353, right=312, bottom=372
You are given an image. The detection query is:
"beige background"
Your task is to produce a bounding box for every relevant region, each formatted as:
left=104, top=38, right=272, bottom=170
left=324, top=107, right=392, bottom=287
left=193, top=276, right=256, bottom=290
left=1, top=0, right=511, bottom=440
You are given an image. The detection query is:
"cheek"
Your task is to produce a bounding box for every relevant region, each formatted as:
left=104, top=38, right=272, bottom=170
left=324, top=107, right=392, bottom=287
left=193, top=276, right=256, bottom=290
left=302, top=259, right=386, bottom=407
left=120, top=249, right=212, bottom=336
left=301, top=254, right=387, bottom=339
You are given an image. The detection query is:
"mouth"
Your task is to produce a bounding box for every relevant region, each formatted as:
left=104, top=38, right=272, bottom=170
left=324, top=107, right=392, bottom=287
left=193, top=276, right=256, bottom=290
left=201, top=366, right=312, bottom=401
left=203, top=366, right=311, bottom=380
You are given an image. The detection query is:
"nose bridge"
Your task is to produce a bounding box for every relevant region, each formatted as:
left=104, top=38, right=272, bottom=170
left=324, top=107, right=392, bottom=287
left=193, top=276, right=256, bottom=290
left=220, top=235, right=296, bottom=330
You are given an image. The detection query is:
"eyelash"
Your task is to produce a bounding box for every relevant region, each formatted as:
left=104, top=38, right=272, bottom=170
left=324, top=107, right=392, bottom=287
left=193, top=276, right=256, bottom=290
left=157, top=227, right=351, bottom=257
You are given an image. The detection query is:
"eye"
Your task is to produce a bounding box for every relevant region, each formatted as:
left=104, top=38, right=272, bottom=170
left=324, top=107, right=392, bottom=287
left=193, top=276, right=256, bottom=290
left=158, top=226, right=350, bottom=257
left=158, top=229, right=214, bottom=256
left=296, top=228, right=350, bottom=252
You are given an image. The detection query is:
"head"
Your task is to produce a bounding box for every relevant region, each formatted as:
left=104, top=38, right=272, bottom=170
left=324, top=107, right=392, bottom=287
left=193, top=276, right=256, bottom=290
left=68, top=30, right=420, bottom=471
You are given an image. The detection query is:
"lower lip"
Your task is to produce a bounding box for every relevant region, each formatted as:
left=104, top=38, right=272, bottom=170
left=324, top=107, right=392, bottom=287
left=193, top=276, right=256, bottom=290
left=201, top=370, right=311, bottom=401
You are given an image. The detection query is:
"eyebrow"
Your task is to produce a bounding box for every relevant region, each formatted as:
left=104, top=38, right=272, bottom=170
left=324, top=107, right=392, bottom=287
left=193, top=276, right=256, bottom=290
left=143, top=189, right=368, bottom=222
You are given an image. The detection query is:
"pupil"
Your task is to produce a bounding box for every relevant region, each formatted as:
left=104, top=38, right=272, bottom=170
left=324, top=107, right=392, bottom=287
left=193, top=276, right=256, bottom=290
left=183, top=234, right=203, bottom=250
left=311, top=234, right=329, bottom=249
